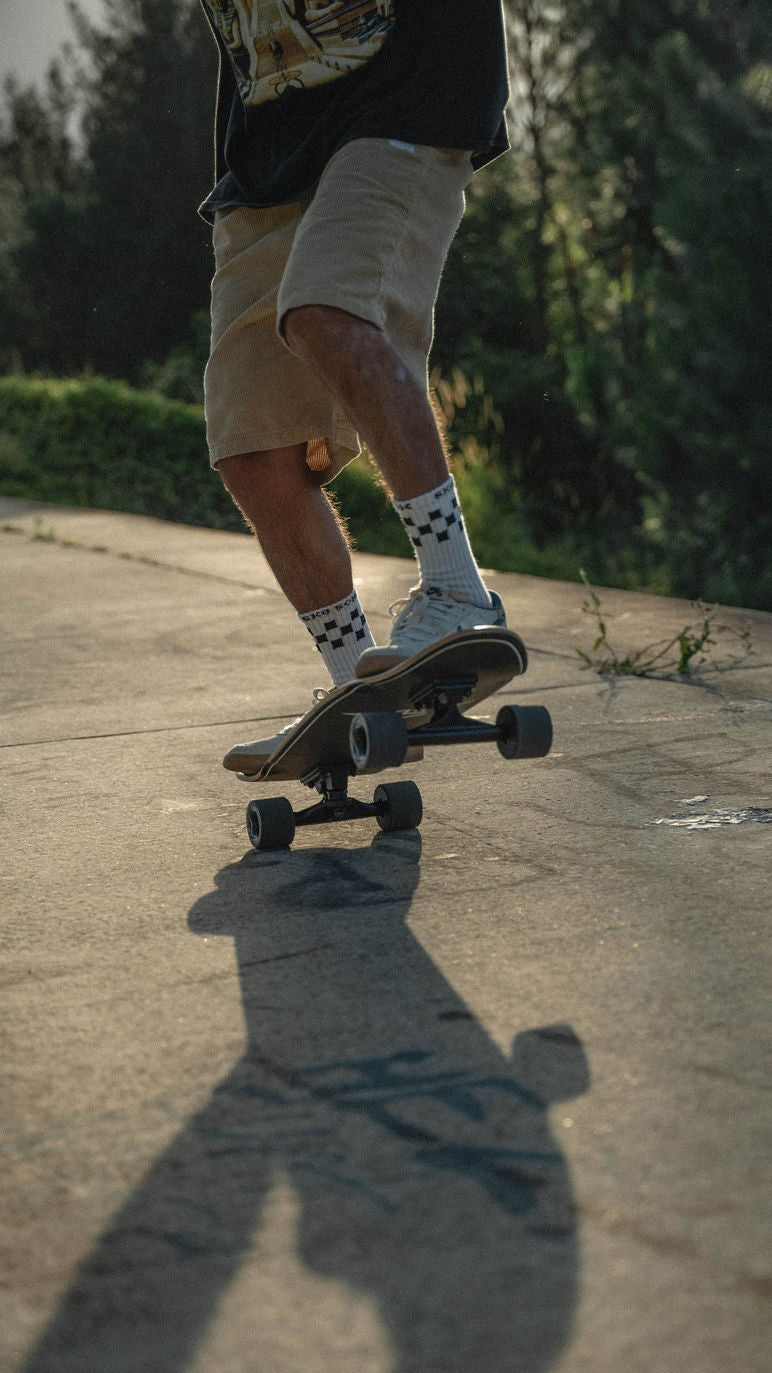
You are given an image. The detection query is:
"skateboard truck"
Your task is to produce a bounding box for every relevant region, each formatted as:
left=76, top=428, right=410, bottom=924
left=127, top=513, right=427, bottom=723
left=246, top=763, right=423, bottom=851
left=409, top=676, right=478, bottom=712
left=349, top=702, right=553, bottom=770
left=245, top=702, right=552, bottom=851
left=296, top=765, right=383, bottom=826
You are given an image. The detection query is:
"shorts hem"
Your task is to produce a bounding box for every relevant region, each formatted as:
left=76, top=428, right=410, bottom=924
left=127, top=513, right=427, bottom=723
left=209, top=425, right=360, bottom=478
left=276, top=292, right=385, bottom=342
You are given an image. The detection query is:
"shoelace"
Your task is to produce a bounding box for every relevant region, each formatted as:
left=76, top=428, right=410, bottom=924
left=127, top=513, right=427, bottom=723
left=279, top=687, right=331, bottom=738
left=388, top=587, right=457, bottom=644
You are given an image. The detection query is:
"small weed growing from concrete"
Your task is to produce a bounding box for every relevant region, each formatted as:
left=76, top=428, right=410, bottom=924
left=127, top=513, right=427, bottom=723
left=576, top=571, right=752, bottom=677
left=31, top=519, right=82, bottom=548
left=32, top=518, right=57, bottom=542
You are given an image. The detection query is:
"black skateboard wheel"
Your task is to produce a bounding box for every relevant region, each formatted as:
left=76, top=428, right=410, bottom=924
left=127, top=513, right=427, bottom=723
left=374, top=780, right=423, bottom=833
left=246, top=796, right=296, bottom=851
left=496, top=705, right=553, bottom=760
left=349, top=711, right=409, bottom=773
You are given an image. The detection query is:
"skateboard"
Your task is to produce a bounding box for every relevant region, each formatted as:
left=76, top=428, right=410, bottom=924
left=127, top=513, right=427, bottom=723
left=227, top=627, right=552, bottom=851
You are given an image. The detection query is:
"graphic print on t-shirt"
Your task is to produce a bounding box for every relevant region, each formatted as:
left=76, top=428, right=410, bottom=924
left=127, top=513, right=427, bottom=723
left=204, top=1, right=396, bottom=105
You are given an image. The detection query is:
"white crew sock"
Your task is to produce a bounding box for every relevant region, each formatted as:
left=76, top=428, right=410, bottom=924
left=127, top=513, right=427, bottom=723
left=300, top=590, right=374, bottom=686
left=392, top=476, right=492, bottom=607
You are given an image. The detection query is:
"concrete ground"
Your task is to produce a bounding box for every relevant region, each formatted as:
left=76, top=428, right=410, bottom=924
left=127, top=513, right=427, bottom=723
left=1, top=498, right=770, bottom=1373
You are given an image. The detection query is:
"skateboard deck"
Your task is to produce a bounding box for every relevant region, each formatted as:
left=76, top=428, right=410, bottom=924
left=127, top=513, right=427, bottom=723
left=226, top=628, right=553, bottom=851
left=226, top=627, right=527, bottom=783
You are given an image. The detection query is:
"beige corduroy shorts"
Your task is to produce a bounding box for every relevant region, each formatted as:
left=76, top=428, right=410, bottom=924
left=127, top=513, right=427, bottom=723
left=204, top=137, right=474, bottom=481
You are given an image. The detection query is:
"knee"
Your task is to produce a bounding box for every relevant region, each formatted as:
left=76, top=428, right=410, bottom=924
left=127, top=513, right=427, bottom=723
left=217, top=450, right=285, bottom=503
left=217, top=451, right=260, bottom=497
left=282, top=304, right=336, bottom=360
left=217, top=445, right=324, bottom=503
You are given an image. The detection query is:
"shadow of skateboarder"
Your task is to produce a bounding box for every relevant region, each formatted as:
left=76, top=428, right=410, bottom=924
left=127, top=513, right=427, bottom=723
left=22, top=834, right=589, bottom=1371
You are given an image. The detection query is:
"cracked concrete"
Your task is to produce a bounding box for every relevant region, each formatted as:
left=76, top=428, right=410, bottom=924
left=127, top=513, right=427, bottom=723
left=1, top=499, right=770, bottom=1373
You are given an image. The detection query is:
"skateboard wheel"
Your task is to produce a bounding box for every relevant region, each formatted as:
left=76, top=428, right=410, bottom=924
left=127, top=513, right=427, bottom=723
left=374, top=781, right=423, bottom=833
left=246, top=797, right=296, bottom=851
left=496, top=705, right=553, bottom=759
left=349, top=712, right=408, bottom=773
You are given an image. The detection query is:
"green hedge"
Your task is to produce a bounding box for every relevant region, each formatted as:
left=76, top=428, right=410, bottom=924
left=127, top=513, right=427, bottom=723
left=0, top=375, right=234, bottom=526
left=0, top=373, right=593, bottom=583
left=0, top=374, right=407, bottom=552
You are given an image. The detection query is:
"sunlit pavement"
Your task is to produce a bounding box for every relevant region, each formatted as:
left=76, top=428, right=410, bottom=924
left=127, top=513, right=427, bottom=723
left=2, top=499, right=770, bottom=1373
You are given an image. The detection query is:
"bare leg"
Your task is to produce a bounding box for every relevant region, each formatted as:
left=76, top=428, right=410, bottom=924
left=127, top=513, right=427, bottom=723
left=218, top=443, right=353, bottom=615
left=283, top=305, right=450, bottom=501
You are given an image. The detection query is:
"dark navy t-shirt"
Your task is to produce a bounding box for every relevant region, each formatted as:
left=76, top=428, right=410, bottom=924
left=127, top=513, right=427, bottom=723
left=198, top=1, right=510, bottom=219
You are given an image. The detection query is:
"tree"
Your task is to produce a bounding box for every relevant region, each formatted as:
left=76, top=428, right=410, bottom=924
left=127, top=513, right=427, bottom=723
left=0, top=0, right=216, bottom=380
left=436, top=159, right=644, bottom=575
left=0, top=64, right=84, bottom=370
left=556, top=0, right=772, bottom=604
left=436, top=2, right=649, bottom=582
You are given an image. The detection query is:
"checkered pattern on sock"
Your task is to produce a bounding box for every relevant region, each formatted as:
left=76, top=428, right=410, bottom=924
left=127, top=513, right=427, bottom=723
left=300, top=590, right=374, bottom=686
left=393, top=477, right=491, bottom=608
left=401, top=484, right=461, bottom=548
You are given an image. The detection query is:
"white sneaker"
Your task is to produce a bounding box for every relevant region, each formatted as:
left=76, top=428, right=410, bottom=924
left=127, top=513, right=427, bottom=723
left=355, top=586, right=507, bottom=678
left=224, top=688, right=329, bottom=777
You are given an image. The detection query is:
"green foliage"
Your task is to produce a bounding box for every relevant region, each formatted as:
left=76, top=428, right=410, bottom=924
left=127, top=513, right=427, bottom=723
left=140, top=310, right=210, bottom=404
left=434, top=163, right=658, bottom=591
left=576, top=572, right=752, bottom=678
left=0, top=1, right=214, bottom=381
left=545, top=0, right=772, bottom=609
left=0, top=374, right=232, bottom=525
left=0, top=374, right=406, bottom=553
left=0, top=63, right=84, bottom=373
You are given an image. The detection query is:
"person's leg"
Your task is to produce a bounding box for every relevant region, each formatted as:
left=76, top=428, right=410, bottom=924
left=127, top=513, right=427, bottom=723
left=219, top=442, right=352, bottom=613
left=276, top=140, right=498, bottom=667
left=283, top=305, right=448, bottom=503
left=219, top=443, right=374, bottom=686
left=206, top=205, right=374, bottom=690
left=284, top=304, right=494, bottom=622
